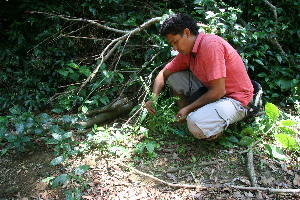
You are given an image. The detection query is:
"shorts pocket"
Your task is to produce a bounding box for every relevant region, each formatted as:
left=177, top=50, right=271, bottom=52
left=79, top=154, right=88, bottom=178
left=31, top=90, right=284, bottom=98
left=214, top=98, right=247, bottom=128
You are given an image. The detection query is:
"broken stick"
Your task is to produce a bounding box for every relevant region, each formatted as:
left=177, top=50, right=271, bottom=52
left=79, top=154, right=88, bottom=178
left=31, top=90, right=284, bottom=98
left=166, top=160, right=222, bottom=173
left=109, top=159, right=207, bottom=190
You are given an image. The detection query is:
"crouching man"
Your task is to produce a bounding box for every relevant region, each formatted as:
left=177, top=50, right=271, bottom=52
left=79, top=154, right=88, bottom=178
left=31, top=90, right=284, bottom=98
left=145, top=13, right=253, bottom=140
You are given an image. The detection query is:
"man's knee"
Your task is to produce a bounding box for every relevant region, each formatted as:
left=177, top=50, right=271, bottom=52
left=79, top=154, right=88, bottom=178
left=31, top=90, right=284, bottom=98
left=187, top=120, right=223, bottom=140
left=187, top=121, right=207, bottom=139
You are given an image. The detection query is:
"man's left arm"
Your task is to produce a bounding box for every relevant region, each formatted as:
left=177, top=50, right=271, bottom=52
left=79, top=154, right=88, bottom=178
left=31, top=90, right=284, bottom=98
left=175, top=77, right=226, bottom=121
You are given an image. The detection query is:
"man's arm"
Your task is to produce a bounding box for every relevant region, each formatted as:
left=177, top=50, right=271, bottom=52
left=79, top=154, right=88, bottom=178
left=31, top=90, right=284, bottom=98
left=145, top=68, right=173, bottom=114
left=176, top=77, right=226, bottom=120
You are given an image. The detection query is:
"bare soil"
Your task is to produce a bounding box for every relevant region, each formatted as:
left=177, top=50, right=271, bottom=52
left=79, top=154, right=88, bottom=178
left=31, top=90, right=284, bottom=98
left=1, top=138, right=299, bottom=200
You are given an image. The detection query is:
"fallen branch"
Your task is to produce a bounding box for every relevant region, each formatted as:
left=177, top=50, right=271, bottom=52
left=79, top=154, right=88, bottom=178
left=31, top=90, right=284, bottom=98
left=80, top=98, right=134, bottom=128
left=166, top=160, right=222, bottom=173
left=109, top=159, right=207, bottom=190
left=230, top=185, right=300, bottom=194
left=109, top=159, right=300, bottom=194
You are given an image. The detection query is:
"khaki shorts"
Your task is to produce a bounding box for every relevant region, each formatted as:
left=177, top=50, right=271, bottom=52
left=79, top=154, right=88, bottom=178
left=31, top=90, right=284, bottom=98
left=168, top=70, right=248, bottom=139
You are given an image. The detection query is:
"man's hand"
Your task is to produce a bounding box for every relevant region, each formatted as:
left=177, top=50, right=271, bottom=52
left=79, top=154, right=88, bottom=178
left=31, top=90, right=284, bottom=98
left=175, top=107, right=190, bottom=122
left=145, top=101, right=156, bottom=114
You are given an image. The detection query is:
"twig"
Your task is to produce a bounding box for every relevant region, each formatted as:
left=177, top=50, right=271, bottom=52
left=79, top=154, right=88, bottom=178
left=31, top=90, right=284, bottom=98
left=27, top=11, right=129, bottom=34
left=108, top=159, right=207, bottom=189
left=78, top=17, right=161, bottom=91
left=230, top=185, right=300, bottom=193
left=166, top=160, right=222, bottom=173
left=29, top=11, right=162, bottom=91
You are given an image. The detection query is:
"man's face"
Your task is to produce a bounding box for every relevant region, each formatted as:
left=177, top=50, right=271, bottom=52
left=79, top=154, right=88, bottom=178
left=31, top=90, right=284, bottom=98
left=165, top=28, right=194, bottom=55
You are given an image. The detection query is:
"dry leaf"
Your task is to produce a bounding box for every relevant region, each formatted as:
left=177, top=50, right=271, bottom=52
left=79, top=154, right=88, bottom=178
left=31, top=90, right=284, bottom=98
left=261, top=176, right=275, bottom=186
left=293, top=174, right=300, bottom=186
left=82, top=195, right=93, bottom=199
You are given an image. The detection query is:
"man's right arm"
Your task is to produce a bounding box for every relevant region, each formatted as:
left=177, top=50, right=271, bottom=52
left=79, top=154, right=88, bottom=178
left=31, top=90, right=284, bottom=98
left=145, top=67, right=173, bottom=114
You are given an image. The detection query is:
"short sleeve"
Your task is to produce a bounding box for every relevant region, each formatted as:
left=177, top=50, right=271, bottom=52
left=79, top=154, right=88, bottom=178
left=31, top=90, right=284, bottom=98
left=165, top=53, right=190, bottom=73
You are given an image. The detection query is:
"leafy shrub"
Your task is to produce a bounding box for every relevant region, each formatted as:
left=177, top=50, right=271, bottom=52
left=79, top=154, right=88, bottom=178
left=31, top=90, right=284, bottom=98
left=239, top=102, right=299, bottom=160
left=0, top=106, right=85, bottom=156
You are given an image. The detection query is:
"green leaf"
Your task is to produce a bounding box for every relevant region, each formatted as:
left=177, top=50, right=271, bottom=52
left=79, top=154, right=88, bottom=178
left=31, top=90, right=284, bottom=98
left=145, top=143, right=155, bottom=153
left=74, top=165, right=90, bottom=175
left=276, top=55, right=282, bottom=63
left=15, top=123, right=25, bottom=134
left=56, top=69, right=69, bottom=77
left=279, top=127, right=297, bottom=136
left=82, top=106, right=88, bottom=113
left=241, top=128, right=255, bottom=136
left=52, top=174, right=70, bottom=187
left=50, top=156, right=65, bottom=165
left=61, top=115, right=72, bottom=123
left=9, top=106, right=20, bottom=115
left=274, top=134, right=296, bottom=148
left=52, top=132, right=63, bottom=141
left=99, top=96, right=109, bottom=105
left=264, top=144, right=288, bottom=160
left=0, top=128, right=7, bottom=139
left=22, top=136, right=30, bottom=142
left=279, top=120, right=297, bottom=127
left=228, top=136, right=239, bottom=143
left=238, top=136, right=255, bottom=146
left=42, top=176, right=55, bottom=183
left=79, top=66, right=91, bottom=77
left=254, top=59, right=264, bottom=65
left=265, top=103, right=279, bottom=122
left=62, top=132, right=73, bottom=140
left=51, top=108, right=63, bottom=113
left=6, top=134, right=17, bottom=142
left=46, top=138, right=59, bottom=145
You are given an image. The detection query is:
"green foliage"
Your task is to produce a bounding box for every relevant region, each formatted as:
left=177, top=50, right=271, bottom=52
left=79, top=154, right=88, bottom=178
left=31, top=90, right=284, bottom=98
left=241, top=102, right=299, bottom=160
left=44, top=164, right=90, bottom=200
left=0, top=107, right=85, bottom=156
left=192, top=0, right=299, bottom=105
left=144, top=93, right=179, bottom=135
left=0, top=0, right=299, bottom=198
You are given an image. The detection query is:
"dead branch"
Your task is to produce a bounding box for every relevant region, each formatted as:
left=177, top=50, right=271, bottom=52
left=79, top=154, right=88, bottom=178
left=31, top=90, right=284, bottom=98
left=79, top=98, right=134, bottom=128
left=166, top=160, right=222, bottom=173
left=79, top=16, right=162, bottom=91
left=27, top=11, right=129, bottom=34
left=230, top=185, right=300, bottom=193
left=262, top=0, right=287, bottom=57
left=109, top=159, right=300, bottom=194
left=85, top=96, right=131, bottom=117
left=109, top=159, right=207, bottom=190
left=29, top=11, right=162, bottom=91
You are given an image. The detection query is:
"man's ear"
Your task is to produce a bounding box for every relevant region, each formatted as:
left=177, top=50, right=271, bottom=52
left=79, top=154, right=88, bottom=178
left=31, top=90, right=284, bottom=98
left=183, top=28, right=191, bottom=37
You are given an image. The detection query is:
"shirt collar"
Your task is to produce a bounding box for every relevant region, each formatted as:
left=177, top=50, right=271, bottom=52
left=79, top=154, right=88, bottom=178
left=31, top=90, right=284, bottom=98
left=192, top=31, right=205, bottom=54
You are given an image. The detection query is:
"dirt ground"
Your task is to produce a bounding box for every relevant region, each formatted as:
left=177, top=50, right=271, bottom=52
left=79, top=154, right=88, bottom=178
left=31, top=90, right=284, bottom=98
left=0, top=146, right=64, bottom=199
left=0, top=137, right=299, bottom=200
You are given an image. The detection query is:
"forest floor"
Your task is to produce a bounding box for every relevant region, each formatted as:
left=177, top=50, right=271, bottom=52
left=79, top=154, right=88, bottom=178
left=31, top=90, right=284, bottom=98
left=0, top=130, right=299, bottom=200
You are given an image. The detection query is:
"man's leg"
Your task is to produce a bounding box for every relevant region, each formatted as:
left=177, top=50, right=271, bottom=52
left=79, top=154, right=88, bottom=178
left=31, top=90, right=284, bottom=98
left=187, top=98, right=247, bottom=140
left=167, top=70, right=205, bottom=109
left=170, top=88, right=190, bottom=109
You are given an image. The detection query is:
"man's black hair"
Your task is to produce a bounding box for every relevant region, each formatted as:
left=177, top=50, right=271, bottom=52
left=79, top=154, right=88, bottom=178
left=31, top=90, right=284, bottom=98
left=159, top=13, right=199, bottom=36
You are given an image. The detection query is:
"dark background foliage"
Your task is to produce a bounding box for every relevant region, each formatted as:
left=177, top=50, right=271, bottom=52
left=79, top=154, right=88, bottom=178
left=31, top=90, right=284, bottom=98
left=0, top=0, right=299, bottom=114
